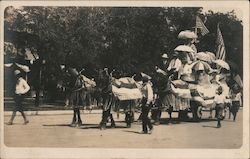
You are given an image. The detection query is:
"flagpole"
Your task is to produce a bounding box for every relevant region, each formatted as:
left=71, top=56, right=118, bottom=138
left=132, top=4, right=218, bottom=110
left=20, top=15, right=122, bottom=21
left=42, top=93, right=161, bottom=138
left=194, top=16, right=198, bottom=43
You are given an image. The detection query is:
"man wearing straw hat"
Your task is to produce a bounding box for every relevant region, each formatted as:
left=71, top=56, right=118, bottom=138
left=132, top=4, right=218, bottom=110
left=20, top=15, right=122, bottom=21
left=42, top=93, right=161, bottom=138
left=7, top=70, right=30, bottom=125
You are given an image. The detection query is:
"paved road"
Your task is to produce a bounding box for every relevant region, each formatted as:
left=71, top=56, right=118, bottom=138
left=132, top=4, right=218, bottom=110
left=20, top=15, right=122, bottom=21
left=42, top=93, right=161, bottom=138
left=4, top=109, right=243, bottom=148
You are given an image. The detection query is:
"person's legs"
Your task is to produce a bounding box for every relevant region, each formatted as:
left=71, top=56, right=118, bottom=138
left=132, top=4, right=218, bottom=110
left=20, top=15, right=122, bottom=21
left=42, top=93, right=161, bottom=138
left=232, top=102, right=240, bottom=121
left=145, top=106, right=153, bottom=132
left=217, top=118, right=221, bottom=128
left=76, top=107, right=82, bottom=125
left=125, top=112, right=130, bottom=127
left=168, top=105, right=173, bottom=122
left=142, top=105, right=153, bottom=133
left=100, top=95, right=110, bottom=129
left=233, top=112, right=237, bottom=121
left=7, top=111, right=17, bottom=125
left=8, top=95, right=19, bottom=124
left=141, top=106, right=148, bottom=133
left=20, top=111, right=29, bottom=124
left=216, top=104, right=223, bottom=128
left=17, top=95, right=28, bottom=124
left=8, top=94, right=27, bottom=124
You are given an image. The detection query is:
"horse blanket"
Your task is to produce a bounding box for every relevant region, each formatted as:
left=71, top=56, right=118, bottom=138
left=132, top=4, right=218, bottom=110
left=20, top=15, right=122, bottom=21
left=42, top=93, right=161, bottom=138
left=112, top=77, right=142, bottom=101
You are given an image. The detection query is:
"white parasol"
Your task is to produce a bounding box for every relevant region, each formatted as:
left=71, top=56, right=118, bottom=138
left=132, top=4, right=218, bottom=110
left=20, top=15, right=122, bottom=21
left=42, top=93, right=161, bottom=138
left=177, top=30, right=198, bottom=39
left=174, top=45, right=194, bottom=53
left=15, top=63, right=30, bottom=72
left=213, top=59, right=230, bottom=70
left=141, top=72, right=152, bottom=80
left=196, top=52, right=215, bottom=63
left=191, top=60, right=211, bottom=72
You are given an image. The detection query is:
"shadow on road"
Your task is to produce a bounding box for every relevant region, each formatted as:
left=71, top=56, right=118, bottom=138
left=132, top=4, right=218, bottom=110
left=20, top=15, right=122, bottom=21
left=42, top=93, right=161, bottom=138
left=160, top=117, right=218, bottom=125
left=43, top=124, right=71, bottom=127
left=80, top=124, right=129, bottom=129
left=202, top=125, right=218, bottom=129
left=123, top=130, right=141, bottom=134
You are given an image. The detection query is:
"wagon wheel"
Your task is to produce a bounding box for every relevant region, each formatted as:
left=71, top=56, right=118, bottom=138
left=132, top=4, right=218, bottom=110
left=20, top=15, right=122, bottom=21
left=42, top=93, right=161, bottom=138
left=197, top=106, right=203, bottom=119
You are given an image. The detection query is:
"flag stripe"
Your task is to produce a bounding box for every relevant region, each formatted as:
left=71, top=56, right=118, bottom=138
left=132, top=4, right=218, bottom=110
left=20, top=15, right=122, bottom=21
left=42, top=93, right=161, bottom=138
left=216, top=25, right=226, bottom=61
left=196, top=16, right=209, bottom=36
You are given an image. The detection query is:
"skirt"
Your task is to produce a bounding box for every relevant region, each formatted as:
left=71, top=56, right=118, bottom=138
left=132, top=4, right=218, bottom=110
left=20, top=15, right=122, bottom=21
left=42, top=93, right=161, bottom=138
left=231, top=101, right=240, bottom=113
left=160, top=93, right=175, bottom=109
left=175, top=96, right=190, bottom=111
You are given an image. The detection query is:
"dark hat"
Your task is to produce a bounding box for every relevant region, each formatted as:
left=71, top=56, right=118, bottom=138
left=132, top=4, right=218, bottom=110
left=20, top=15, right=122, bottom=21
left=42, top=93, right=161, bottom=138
left=142, top=76, right=149, bottom=83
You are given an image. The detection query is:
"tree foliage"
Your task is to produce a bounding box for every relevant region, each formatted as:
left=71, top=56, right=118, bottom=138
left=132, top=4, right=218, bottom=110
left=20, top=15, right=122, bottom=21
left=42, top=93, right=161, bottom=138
left=4, top=6, right=243, bottom=77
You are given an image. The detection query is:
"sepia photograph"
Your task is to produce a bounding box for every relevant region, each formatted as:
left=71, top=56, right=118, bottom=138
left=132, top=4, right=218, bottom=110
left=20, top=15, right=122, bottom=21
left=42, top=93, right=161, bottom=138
left=1, top=1, right=249, bottom=159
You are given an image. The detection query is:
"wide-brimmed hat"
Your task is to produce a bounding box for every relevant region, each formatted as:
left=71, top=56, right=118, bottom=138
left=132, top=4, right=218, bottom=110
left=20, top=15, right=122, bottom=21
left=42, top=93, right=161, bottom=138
left=174, top=45, right=194, bottom=53
left=161, top=53, right=169, bottom=59
left=178, top=30, right=198, bottom=39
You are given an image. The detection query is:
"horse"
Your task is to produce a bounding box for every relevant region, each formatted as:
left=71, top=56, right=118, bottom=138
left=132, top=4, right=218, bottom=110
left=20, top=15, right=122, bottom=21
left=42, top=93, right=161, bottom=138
left=151, top=72, right=174, bottom=124
left=95, top=69, right=116, bottom=130
left=57, top=68, right=95, bottom=127
left=96, top=70, right=138, bottom=129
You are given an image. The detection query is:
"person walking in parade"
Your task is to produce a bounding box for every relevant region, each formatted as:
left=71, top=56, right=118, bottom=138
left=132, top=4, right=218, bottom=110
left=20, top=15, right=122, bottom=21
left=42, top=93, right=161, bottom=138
left=229, top=84, right=242, bottom=121
left=140, top=75, right=154, bottom=134
left=7, top=70, right=30, bottom=125
left=67, top=67, right=84, bottom=127
left=213, top=86, right=226, bottom=128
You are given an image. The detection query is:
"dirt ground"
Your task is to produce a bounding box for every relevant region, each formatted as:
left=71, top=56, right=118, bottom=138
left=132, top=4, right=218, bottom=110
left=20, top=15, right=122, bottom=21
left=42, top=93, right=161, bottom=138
left=4, top=109, right=243, bottom=148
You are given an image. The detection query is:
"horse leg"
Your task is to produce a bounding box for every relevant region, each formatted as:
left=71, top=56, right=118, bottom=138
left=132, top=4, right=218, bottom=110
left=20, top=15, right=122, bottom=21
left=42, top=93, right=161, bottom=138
left=233, top=111, right=237, bottom=121
left=99, top=110, right=107, bottom=130
left=71, top=108, right=77, bottom=127
left=103, top=110, right=110, bottom=129
left=110, top=112, right=116, bottom=128
left=76, top=107, right=82, bottom=126
left=155, top=103, right=162, bottom=125
left=168, top=106, right=173, bottom=123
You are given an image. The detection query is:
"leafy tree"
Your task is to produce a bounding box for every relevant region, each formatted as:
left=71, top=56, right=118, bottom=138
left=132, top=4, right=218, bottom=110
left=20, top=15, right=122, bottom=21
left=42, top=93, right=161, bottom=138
left=4, top=6, right=243, bottom=78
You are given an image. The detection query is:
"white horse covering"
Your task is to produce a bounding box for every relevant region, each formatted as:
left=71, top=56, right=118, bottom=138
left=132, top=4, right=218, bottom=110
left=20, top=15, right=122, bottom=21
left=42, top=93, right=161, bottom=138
left=112, top=85, right=143, bottom=101
left=112, top=77, right=143, bottom=101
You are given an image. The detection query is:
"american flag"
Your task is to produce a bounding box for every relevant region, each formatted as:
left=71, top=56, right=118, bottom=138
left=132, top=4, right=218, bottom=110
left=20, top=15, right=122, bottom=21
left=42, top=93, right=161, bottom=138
left=216, top=24, right=226, bottom=61
left=196, top=16, right=209, bottom=36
